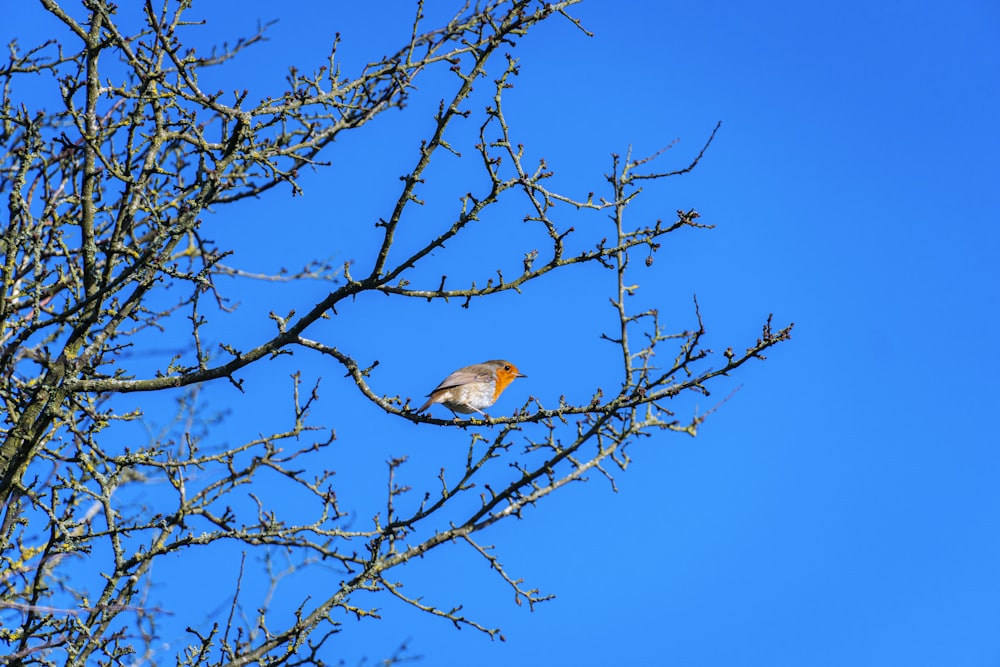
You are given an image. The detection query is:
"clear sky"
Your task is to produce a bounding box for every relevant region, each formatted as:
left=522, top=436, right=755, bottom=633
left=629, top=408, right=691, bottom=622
left=5, top=1, right=1000, bottom=665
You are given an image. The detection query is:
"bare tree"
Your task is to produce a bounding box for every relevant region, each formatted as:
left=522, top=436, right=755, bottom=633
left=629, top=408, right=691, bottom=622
left=0, top=1, right=792, bottom=665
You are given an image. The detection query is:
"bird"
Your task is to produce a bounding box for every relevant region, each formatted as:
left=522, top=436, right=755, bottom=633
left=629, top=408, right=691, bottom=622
left=417, top=360, right=527, bottom=417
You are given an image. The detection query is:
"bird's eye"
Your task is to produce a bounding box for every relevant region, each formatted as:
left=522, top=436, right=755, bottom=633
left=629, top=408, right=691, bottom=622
left=504, top=365, right=511, bottom=370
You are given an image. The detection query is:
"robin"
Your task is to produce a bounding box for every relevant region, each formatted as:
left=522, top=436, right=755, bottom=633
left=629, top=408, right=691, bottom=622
left=417, top=360, right=527, bottom=417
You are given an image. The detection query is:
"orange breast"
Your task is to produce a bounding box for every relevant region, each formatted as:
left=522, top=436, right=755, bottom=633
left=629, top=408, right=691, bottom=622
left=491, top=368, right=517, bottom=401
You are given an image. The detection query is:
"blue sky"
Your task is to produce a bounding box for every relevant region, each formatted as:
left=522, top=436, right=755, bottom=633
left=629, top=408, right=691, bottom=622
left=5, top=1, right=1000, bottom=665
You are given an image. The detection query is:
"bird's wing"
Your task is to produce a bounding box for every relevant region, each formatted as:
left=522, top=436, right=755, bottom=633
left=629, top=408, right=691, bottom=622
left=428, top=366, right=493, bottom=394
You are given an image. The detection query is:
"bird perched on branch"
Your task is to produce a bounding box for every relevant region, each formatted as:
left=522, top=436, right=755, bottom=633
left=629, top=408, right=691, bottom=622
left=417, top=360, right=526, bottom=417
